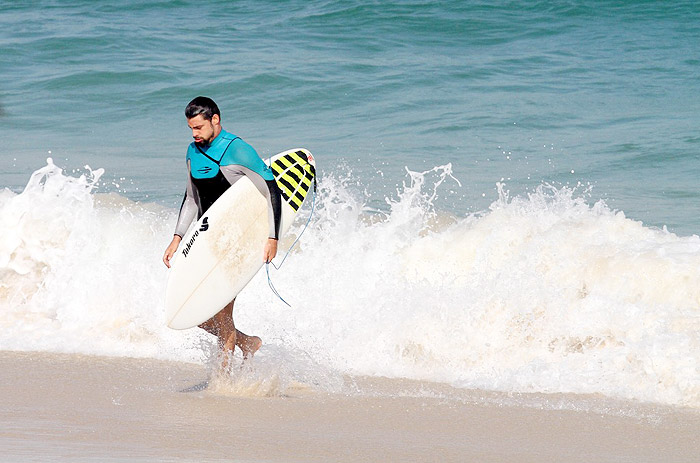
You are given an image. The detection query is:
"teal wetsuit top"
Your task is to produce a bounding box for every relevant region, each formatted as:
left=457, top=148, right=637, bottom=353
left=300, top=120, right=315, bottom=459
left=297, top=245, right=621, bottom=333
left=174, top=129, right=282, bottom=239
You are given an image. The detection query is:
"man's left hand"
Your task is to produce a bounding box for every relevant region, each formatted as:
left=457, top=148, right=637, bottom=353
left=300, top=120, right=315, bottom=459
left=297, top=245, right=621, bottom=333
left=264, top=238, right=278, bottom=263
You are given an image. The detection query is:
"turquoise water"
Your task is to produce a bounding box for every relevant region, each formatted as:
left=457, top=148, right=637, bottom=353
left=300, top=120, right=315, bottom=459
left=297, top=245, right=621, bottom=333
left=3, top=0, right=699, bottom=232
left=2, top=1, right=700, bottom=408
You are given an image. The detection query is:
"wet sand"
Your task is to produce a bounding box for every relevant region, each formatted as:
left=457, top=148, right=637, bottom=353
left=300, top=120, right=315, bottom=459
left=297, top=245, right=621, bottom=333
left=1, top=351, right=698, bottom=463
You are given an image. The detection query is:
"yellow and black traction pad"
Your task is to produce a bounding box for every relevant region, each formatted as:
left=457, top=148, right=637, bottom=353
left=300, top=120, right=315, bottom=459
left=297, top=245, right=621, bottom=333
left=271, top=150, right=316, bottom=212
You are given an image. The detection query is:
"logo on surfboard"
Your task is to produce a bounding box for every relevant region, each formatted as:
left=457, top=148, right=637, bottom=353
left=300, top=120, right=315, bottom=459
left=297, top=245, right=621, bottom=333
left=182, top=218, right=209, bottom=258
left=181, top=230, right=198, bottom=258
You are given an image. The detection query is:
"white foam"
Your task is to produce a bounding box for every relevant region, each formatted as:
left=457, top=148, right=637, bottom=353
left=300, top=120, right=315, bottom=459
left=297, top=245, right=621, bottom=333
left=1, top=160, right=698, bottom=408
left=0, top=159, right=204, bottom=362
left=244, top=167, right=700, bottom=408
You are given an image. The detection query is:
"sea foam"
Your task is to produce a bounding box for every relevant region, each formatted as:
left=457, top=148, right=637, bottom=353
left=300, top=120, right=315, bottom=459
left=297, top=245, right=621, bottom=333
left=1, top=160, right=698, bottom=408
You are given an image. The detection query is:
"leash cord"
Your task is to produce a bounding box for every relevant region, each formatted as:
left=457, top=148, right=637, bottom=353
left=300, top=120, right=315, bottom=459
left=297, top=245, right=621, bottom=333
left=265, top=183, right=317, bottom=307
left=265, top=263, right=291, bottom=307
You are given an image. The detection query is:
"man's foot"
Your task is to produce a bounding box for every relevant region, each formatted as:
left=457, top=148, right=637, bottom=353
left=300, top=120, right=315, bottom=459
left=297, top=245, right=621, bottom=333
left=216, top=349, right=234, bottom=373
left=238, top=335, right=262, bottom=359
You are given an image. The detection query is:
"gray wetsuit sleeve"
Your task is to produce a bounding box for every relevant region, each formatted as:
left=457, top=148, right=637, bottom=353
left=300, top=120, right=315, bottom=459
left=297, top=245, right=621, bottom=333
left=220, top=165, right=282, bottom=239
left=174, top=161, right=199, bottom=237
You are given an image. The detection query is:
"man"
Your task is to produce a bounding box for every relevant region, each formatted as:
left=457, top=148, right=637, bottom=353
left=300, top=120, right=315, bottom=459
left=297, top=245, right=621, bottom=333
left=163, top=96, right=282, bottom=361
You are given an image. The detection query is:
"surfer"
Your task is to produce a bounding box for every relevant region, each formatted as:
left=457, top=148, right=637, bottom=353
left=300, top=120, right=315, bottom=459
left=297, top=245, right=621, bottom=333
left=163, top=96, right=282, bottom=361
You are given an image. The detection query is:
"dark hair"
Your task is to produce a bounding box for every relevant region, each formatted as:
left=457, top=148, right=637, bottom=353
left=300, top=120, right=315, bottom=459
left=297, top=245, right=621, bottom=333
left=185, top=96, right=220, bottom=120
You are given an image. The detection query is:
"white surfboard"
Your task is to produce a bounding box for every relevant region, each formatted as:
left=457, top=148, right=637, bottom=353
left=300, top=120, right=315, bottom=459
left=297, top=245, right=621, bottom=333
left=165, top=148, right=316, bottom=329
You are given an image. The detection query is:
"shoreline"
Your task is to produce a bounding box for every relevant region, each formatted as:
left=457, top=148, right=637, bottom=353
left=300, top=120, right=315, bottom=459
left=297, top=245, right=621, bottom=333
left=1, top=350, right=698, bottom=463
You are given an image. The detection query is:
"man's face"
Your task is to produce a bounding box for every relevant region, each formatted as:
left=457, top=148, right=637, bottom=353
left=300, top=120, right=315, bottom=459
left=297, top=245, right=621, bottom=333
left=187, top=114, right=219, bottom=145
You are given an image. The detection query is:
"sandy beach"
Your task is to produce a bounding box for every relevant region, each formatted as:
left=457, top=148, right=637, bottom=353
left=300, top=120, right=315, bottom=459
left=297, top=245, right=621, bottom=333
left=1, top=351, right=698, bottom=463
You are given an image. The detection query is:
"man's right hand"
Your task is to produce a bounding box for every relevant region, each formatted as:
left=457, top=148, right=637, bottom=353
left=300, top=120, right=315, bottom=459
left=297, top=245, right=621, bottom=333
left=163, top=235, right=182, bottom=268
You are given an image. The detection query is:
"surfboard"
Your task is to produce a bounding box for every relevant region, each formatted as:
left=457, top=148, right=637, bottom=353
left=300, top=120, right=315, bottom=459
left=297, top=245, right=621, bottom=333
left=165, top=148, right=316, bottom=330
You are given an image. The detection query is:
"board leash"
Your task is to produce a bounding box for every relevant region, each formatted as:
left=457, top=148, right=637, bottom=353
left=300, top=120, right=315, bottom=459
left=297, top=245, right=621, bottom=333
left=265, top=263, right=291, bottom=307
left=265, top=174, right=317, bottom=307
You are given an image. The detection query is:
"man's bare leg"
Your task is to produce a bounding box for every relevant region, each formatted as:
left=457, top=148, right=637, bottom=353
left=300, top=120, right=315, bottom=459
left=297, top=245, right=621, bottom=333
left=198, top=299, right=262, bottom=362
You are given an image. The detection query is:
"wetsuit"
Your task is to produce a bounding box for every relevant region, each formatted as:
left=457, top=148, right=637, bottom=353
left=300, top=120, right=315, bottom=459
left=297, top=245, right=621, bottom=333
left=174, top=129, right=282, bottom=239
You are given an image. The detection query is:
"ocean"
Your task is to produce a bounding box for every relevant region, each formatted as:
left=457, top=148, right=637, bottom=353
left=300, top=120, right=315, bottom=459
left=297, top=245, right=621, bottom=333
left=1, top=0, right=699, bottom=410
